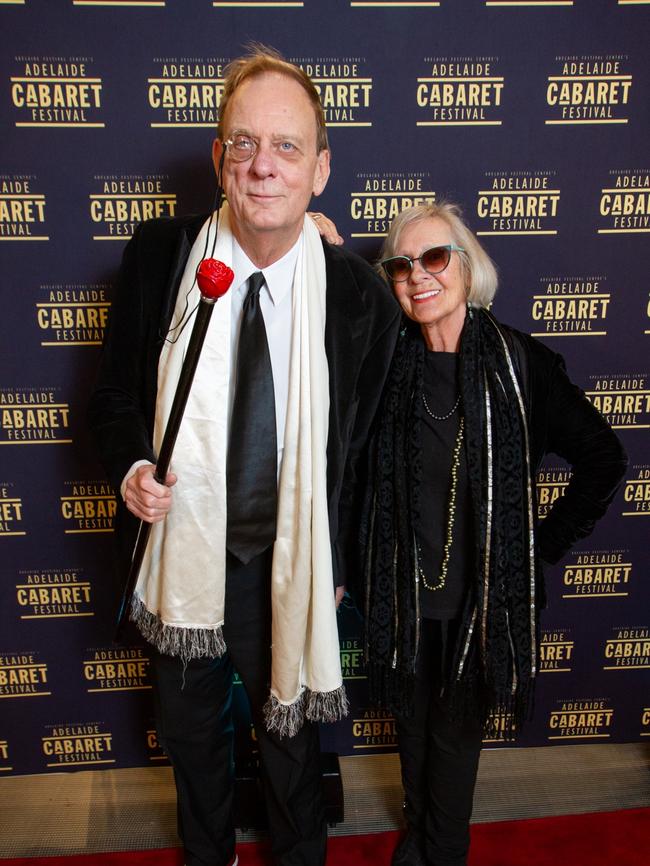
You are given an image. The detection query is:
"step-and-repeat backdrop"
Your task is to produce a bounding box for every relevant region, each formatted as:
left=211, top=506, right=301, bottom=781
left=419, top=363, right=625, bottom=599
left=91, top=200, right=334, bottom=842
left=1, top=0, right=649, bottom=777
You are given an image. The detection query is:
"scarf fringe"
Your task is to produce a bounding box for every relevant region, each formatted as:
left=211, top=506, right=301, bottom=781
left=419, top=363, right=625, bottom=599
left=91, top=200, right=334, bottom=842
left=131, top=595, right=226, bottom=662
left=447, top=629, right=536, bottom=741
left=481, top=685, right=535, bottom=742
left=263, top=685, right=349, bottom=738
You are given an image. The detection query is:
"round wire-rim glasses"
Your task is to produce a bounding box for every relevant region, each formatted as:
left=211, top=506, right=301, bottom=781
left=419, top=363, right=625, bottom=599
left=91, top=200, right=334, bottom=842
left=223, top=133, right=302, bottom=163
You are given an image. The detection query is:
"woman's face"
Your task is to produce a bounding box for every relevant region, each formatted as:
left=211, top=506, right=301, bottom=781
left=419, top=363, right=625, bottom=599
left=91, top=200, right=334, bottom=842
left=390, top=216, right=468, bottom=349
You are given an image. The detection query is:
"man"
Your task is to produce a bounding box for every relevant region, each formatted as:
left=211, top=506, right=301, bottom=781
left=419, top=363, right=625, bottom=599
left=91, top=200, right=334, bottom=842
left=89, top=47, right=399, bottom=866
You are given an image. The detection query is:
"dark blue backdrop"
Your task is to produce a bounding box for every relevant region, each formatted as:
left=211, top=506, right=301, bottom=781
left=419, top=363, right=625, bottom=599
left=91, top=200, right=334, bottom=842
left=1, top=0, right=648, bottom=776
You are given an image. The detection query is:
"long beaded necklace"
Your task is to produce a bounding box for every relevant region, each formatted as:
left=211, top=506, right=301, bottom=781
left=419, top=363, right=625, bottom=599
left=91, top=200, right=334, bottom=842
left=417, top=398, right=464, bottom=592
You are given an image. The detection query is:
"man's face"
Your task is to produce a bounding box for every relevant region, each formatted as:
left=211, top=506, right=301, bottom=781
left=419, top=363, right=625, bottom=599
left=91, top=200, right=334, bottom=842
left=213, top=71, right=330, bottom=256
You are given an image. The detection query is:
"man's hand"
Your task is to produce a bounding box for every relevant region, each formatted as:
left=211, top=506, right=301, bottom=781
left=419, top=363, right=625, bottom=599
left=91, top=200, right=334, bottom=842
left=124, top=463, right=177, bottom=523
left=335, top=585, right=346, bottom=609
left=308, top=212, right=343, bottom=246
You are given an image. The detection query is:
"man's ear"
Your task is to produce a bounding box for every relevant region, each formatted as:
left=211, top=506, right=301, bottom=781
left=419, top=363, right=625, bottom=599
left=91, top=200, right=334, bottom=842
left=312, top=149, right=331, bottom=197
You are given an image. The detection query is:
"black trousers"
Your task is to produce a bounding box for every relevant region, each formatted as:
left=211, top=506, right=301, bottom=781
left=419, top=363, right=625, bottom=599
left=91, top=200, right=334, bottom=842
left=395, top=619, right=483, bottom=866
left=151, top=549, right=326, bottom=866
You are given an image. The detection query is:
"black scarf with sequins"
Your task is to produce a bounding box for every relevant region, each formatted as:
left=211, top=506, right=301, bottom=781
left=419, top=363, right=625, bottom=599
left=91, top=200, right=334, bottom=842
left=361, top=306, right=541, bottom=737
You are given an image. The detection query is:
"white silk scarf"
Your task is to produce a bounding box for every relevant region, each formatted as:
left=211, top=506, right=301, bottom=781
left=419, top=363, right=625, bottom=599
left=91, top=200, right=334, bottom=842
left=132, top=205, right=347, bottom=734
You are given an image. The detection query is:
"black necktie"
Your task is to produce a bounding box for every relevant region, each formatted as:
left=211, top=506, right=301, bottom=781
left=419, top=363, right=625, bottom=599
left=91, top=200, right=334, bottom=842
left=226, top=272, right=277, bottom=563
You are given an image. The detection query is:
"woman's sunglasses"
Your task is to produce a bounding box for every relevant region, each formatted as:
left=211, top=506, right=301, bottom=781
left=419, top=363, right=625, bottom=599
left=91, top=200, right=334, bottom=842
left=381, top=244, right=464, bottom=282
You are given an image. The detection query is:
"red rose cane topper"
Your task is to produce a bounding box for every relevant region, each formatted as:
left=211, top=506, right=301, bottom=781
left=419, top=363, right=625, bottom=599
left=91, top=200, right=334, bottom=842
left=196, top=257, right=235, bottom=300
left=115, top=259, right=234, bottom=639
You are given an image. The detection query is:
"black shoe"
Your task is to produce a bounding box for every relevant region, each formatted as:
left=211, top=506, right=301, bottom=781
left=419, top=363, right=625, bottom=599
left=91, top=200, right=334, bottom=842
left=392, top=830, right=426, bottom=866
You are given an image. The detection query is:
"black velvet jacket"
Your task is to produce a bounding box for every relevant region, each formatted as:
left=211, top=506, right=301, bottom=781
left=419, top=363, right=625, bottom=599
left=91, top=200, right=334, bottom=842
left=88, top=214, right=401, bottom=587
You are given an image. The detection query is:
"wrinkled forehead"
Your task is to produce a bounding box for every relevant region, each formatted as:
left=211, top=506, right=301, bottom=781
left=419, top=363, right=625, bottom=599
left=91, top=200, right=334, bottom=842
left=222, top=71, right=318, bottom=139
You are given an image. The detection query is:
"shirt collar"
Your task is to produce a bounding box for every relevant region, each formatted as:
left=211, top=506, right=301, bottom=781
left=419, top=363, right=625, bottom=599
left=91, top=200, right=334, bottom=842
left=232, top=235, right=302, bottom=307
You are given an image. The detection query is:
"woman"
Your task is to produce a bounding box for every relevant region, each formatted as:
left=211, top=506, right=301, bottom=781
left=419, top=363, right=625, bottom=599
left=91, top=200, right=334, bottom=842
left=361, top=202, right=627, bottom=866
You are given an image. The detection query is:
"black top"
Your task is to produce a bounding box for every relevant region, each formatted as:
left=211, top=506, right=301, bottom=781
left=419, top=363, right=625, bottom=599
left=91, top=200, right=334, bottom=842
left=418, top=351, right=473, bottom=619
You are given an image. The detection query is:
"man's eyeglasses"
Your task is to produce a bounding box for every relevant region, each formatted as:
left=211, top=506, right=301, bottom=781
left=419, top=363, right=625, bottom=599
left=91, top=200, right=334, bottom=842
left=381, top=244, right=465, bottom=282
left=223, top=133, right=301, bottom=163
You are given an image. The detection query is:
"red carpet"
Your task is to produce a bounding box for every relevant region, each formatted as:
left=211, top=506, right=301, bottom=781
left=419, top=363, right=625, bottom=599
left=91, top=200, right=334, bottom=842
left=3, top=809, right=648, bottom=866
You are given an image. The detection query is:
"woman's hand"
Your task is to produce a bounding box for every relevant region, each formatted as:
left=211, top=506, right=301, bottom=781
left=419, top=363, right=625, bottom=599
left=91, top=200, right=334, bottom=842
left=309, top=211, right=343, bottom=245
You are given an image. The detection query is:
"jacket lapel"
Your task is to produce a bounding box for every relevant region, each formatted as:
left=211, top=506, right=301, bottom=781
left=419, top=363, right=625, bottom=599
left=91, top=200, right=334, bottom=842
left=158, top=215, right=206, bottom=339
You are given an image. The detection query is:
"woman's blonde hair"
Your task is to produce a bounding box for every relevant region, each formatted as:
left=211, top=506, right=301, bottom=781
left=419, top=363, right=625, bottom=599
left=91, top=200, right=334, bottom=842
left=378, top=201, right=498, bottom=308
